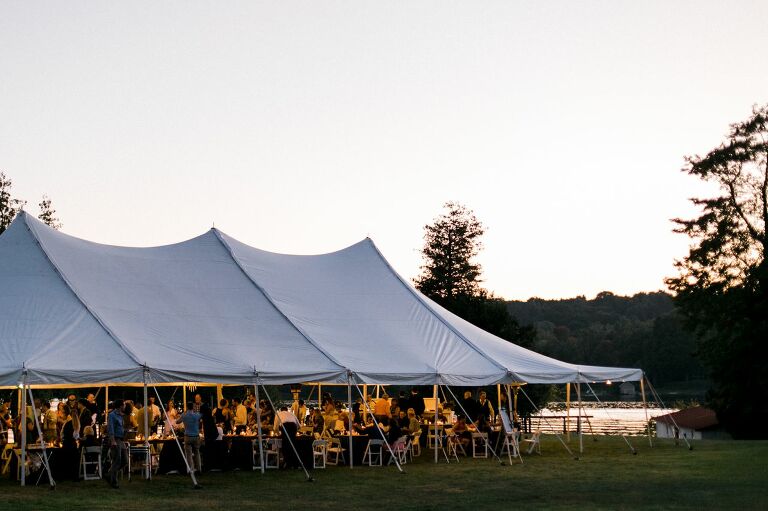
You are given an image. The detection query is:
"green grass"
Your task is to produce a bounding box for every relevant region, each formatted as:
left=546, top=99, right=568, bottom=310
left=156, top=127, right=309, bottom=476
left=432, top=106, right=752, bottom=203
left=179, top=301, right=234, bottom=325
left=0, top=437, right=766, bottom=511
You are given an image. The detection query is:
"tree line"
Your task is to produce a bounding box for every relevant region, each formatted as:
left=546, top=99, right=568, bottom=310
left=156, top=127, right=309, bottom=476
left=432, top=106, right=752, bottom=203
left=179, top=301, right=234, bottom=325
left=0, top=171, right=62, bottom=233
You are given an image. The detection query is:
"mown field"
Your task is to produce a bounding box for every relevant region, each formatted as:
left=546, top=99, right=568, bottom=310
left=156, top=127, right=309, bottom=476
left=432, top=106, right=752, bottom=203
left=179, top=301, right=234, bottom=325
left=0, top=436, right=766, bottom=511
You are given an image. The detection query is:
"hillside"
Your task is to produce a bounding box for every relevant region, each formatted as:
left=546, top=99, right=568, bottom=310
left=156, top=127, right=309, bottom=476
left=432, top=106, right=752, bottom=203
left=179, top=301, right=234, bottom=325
left=507, top=291, right=707, bottom=389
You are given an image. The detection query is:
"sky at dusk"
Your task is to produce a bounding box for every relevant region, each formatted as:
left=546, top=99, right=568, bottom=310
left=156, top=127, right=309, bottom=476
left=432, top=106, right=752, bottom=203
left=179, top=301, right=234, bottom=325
left=2, top=1, right=767, bottom=300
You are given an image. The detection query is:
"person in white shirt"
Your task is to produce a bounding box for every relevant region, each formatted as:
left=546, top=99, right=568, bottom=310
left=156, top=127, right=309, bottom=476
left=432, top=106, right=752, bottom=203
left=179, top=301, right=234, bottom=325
left=232, top=398, right=248, bottom=433
left=273, top=406, right=300, bottom=469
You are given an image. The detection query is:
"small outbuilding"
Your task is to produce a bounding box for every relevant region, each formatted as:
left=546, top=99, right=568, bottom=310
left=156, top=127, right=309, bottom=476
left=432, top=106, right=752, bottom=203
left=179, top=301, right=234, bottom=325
left=655, top=406, right=729, bottom=440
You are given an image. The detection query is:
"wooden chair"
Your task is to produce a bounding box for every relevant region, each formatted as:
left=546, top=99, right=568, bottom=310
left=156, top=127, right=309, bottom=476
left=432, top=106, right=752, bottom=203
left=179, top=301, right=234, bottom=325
left=80, top=446, right=103, bottom=481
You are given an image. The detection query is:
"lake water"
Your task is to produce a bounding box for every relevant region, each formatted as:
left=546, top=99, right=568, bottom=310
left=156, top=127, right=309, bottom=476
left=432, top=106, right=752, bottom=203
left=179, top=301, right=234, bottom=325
left=530, top=401, right=678, bottom=436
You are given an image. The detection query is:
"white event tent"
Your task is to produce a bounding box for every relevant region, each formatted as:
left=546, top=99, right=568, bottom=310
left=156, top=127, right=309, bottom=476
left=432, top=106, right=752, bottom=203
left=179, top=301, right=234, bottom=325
left=0, top=211, right=642, bottom=388
left=0, top=211, right=647, bottom=485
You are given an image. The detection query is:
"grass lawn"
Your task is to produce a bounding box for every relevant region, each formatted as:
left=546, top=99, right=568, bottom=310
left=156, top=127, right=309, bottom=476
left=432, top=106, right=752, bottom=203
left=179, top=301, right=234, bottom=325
left=0, top=436, right=766, bottom=511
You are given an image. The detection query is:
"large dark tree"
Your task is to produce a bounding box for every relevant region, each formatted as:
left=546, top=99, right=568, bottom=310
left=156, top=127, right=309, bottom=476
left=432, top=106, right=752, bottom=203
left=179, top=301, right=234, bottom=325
left=38, top=194, right=62, bottom=230
left=666, top=104, right=768, bottom=439
left=415, top=202, right=534, bottom=348
left=0, top=172, right=26, bottom=235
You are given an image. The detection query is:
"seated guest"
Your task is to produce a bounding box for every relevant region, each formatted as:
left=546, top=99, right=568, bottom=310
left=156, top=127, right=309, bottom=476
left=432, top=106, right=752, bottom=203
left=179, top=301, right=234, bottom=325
left=232, top=398, right=248, bottom=433
left=397, top=410, right=409, bottom=429
left=404, top=408, right=420, bottom=435
left=311, top=408, right=324, bottom=434
left=452, top=417, right=472, bottom=449
left=385, top=416, right=402, bottom=445
left=213, top=399, right=231, bottom=432
left=81, top=425, right=99, bottom=447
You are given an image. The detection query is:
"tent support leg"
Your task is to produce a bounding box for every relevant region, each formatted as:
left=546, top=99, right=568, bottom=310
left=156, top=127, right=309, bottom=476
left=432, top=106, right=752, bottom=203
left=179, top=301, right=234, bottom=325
left=253, top=383, right=265, bottom=474
left=20, top=374, right=26, bottom=487
left=142, top=370, right=151, bottom=480
left=27, top=387, right=55, bottom=487
left=152, top=385, right=199, bottom=488
left=566, top=383, right=571, bottom=442
left=640, top=376, right=652, bottom=447
left=347, top=377, right=353, bottom=469
left=577, top=383, right=583, bottom=454
left=433, top=384, right=438, bottom=464
left=105, top=385, right=109, bottom=422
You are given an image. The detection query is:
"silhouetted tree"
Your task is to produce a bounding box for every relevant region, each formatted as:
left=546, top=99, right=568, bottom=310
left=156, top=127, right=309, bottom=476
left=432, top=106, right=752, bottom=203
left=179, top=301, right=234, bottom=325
left=666, top=104, right=768, bottom=439
left=0, top=172, right=26, bottom=235
left=38, top=194, right=62, bottom=230
left=415, top=202, right=534, bottom=348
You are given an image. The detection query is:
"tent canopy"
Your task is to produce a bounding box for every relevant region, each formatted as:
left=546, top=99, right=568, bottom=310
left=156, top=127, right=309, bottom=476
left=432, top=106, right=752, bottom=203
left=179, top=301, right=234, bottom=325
left=0, top=212, right=642, bottom=387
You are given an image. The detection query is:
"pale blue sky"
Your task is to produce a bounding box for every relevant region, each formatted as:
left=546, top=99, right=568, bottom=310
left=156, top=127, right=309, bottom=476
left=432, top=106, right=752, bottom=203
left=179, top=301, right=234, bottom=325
left=2, top=1, right=766, bottom=299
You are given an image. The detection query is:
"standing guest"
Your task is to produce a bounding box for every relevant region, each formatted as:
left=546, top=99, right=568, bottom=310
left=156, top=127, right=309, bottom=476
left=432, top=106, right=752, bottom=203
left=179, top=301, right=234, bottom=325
left=84, top=393, right=99, bottom=424
left=410, top=388, right=425, bottom=417
left=374, top=393, right=391, bottom=423
left=274, top=406, right=300, bottom=469
left=476, top=391, right=495, bottom=424
left=135, top=401, right=153, bottom=438
left=291, top=399, right=307, bottom=424
left=232, top=398, right=248, bottom=433
left=0, top=404, right=12, bottom=446
left=41, top=402, right=57, bottom=443
left=193, top=393, right=203, bottom=413
left=164, top=399, right=179, bottom=436
left=200, top=404, right=222, bottom=471
left=107, top=399, right=127, bottom=489
left=461, top=391, right=477, bottom=421
left=57, top=404, right=79, bottom=481
left=398, top=391, right=409, bottom=412
left=259, top=400, right=274, bottom=430
left=213, top=399, right=232, bottom=432
left=148, top=397, right=161, bottom=426
left=176, top=401, right=202, bottom=474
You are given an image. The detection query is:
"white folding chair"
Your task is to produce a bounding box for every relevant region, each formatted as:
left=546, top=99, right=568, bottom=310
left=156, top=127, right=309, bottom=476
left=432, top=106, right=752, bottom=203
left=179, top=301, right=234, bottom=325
left=523, top=430, right=542, bottom=454
left=471, top=432, right=488, bottom=459
left=80, top=446, right=103, bottom=481
left=312, top=440, right=327, bottom=469
left=410, top=430, right=422, bottom=457
left=362, top=439, right=384, bottom=466
left=264, top=438, right=282, bottom=469
left=389, top=436, right=409, bottom=465
left=325, top=437, right=346, bottom=466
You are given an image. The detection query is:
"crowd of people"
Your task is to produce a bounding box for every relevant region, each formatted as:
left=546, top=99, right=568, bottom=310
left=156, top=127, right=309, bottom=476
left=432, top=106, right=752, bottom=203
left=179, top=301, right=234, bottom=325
left=0, top=386, right=509, bottom=486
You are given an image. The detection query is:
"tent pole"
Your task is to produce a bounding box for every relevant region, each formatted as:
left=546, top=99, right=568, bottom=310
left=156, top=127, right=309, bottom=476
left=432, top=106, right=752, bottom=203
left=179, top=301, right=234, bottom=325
left=496, top=384, right=502, bottom=419
left=216, top=384, right=223, bottom=406
left=20, top=374, right=27, bottom=487
left=318, top=383, right=322, bottom=410
left=433, top=384, right=438, bottom=464
left=253, top=382, right=265, bottom=474
left=566, top=383, right=571, bottom=442
left=142, top=370, right=151, bottom=480
left=576, top=383, right=583, bottom=454
left=105, top=385, right=109, bottom=421
left=640, top=376, right=652, bottom=447
left=27, top=387, right=54, bottom=487
left=182, top=385, right=187, bottom=411
left=363, top=384, right=368, bottom=422
left=152, top=384, right=199, bottom=488
left=347, top=376, right=353, bottom=469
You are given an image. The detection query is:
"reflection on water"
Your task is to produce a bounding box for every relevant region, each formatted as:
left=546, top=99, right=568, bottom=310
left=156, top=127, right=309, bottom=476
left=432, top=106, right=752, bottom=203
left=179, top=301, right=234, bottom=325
left=531, top=401, right=678, bottom=436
